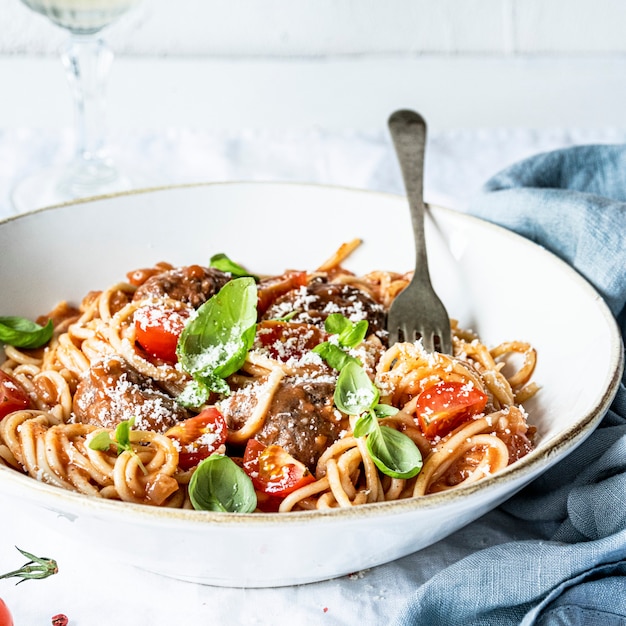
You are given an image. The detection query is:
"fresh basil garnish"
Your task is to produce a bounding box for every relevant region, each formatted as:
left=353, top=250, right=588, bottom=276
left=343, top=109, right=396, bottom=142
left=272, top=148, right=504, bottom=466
left=312, top=341, right=359, bottom=371
left=89, top=417, right=135, bottom=454
left=373, top=403, right=400, bottom=418
left=0, top=316, right=53, bottom=349
left=312, top=313, right=367, bottom=371
left=88, top=417, right=148, bottom=474
left=89, top=431, right=114, bottom=452
left=324, top=313, right=368, bottom=348
left=334, top=361, right=379, bottom=415
left=335, top=361, right=422, bottom=480
left=176, top=277, right=258, bottom=405
left=209, top=253, right=259, bottom=281
left=189, top=454, right=257, bottom=513
left=366, top=425, right=423, bottom=479
left=353, top=410, right=376, bottom=438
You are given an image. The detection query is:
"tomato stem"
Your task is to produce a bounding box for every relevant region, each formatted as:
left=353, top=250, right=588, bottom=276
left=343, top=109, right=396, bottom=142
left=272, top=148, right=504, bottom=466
left=0, top=547, right=58, bottom=584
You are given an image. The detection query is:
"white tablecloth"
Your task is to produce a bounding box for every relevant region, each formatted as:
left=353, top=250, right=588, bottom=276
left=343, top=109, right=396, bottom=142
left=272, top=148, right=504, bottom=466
left=1, top=125, right=625, bottom=625
left=3, top=126, right=626, bottom=218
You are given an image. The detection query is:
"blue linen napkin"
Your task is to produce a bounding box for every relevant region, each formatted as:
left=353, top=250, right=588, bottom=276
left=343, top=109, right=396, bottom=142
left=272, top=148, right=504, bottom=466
left=394, top=145, right=626, bottom=626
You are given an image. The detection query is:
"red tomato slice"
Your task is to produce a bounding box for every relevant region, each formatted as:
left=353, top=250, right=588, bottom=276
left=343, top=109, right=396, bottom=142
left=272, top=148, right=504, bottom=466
left=0, top=371, right=31, bottom=420
left=256, top=320, right=326, bottom=362
left=0, top=599, right=13, bottom=626
left=257, top=271, right=308, bottom=315
left=165, top=407, right=228, bottom=470
left=415, top=381, right=488, bottom=439
left=243, top=439, right=315, bottom=497
left=134, top=305, right=190, bottom=364
left=254, top=491, right=284, bottom=513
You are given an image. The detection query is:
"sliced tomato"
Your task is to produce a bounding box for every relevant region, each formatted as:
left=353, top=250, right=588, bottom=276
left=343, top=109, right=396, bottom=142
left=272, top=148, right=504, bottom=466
left=254, top=490, right=284, bottom=513
left=243, top=439, right=315, bottom=497
left=0, top=599, right=13, bottom=626
left=257, top=270, right=308, bottom=316
left=165, top=407, right=228, bottom=470
left=134, top=305, right=190, bottom=364
left=415, top=380, right=488, bottom=439
left=255, top=320, right=326, bottom=362
left=0, top=371, right=31, bottom=420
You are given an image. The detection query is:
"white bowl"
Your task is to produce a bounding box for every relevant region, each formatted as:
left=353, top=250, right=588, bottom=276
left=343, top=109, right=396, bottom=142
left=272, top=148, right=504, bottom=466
left=0, top=182, right=622, bottom=587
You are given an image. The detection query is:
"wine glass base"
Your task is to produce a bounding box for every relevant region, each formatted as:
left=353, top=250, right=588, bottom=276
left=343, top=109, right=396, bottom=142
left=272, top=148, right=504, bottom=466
left=11, top=161, right=141, bottom=214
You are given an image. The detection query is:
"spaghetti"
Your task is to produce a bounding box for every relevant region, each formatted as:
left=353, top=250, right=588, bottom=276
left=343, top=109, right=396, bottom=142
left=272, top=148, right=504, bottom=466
left=0, top=242, right=538, bottom=513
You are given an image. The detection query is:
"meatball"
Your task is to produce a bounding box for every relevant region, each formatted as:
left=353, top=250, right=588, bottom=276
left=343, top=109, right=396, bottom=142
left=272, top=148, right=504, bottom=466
left=257, top=379, right=348, bottom=470
left=222, top=377, right=348, bottom=471
left=132, top=265, right=231, bottom=309
left=262, top=281, right=385, bottom=337
left=73, top=355, right=190, bottom=432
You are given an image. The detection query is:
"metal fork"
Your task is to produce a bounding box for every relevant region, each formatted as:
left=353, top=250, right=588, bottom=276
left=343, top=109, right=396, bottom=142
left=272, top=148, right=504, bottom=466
left=386, top=109, right=452, bottom=354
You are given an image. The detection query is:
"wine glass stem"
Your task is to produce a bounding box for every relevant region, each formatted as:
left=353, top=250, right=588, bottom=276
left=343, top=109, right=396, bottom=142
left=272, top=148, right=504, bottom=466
left=61, top=34, right=114, bottom=166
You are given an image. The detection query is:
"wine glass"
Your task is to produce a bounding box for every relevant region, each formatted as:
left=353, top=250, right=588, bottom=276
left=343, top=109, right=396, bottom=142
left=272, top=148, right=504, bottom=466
left=12, top=0, right=143, bottom=213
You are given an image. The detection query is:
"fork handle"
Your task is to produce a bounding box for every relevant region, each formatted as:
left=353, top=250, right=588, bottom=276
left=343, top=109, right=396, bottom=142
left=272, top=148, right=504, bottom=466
left=388, top=109, right=432, bottom=285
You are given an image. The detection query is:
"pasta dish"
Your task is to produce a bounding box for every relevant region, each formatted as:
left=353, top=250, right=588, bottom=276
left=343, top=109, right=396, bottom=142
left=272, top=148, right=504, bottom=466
left=0, top=241, right=538, bottom=513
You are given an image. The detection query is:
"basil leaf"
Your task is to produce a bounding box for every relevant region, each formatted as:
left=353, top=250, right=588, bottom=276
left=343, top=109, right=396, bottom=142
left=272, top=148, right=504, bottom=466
left=88, top=418, right=135, bottom=454
left=374, top=403, right=399, bottom=418
left=88, top=431, right=113, bottom=452
left=324, top=313, right=352, bottom=336
left=324, top=314, right=368, bottom=349
left=177, top=277, right=257, bottom=397
left=114, top=418, right=133, bottom=452
left=0, top=317, right=53, bottom=349
left=353, top=412, right=377, bottom=438
left=366, top=426, right=423, bottom=479
left=334, top=361, right=379, bottom=415
left=177, top=378, right=214, bottom=408
left=209, top=253, right=259, bottom=281
left=189, top=454, right=257, bottom=513
left=312, top=342, right=360, bottom=371
left=339, top=319, right=368, bottom=348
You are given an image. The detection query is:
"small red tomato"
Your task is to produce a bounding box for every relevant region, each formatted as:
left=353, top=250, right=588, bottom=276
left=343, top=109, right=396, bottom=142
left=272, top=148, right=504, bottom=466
left=253, top=490, right=284, bottom=513
left=243, top=439, right=315, bottom=497
left=51, top=615, right=68, bottom=626
left=0, top=370, right=31, bottom=420
left=415, top=380, right=488, bottom=439
left=165, top=407, right=228, bottom=471
left=0, top=599, right=13, bottom=626
left=134, top=305, right=190, bottom=364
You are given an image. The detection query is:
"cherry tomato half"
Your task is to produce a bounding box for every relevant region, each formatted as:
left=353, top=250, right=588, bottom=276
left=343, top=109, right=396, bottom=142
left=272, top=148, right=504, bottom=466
left=256, top=320, right=326, bottom=362
left=415, top=380, right=488, bottom=439
left=243, top=439, right=315, bottom=497
left=257, top=271, right=308, bottom=316
left=134, top=305, right=190, bottom=364
left=0, top=599, right=14, bottom=626
left=165, top=407, right=228, bottom=471
left=0, top=370, right=31, bottom=421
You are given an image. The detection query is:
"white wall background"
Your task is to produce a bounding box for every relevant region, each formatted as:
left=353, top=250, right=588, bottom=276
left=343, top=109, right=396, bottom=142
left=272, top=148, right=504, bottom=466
left=2, top=0, right=626, bottom=131
left=4, top=0, right=626, bottom=57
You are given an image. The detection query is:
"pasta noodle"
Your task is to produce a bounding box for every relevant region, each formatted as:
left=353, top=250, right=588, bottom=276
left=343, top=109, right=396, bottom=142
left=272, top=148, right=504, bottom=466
left=0, top=244, right=538, bottom=513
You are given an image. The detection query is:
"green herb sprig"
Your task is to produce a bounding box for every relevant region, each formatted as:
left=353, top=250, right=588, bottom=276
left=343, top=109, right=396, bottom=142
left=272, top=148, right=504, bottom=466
left=0, top=547, right=58, bottom=584
left=209, top=253, right=259, bottom=281
left=0, top=316, right=53, bottom=349
left=188, top=454, right=257, bottom=513
left=335, top=361, right=423, bottom=480
left=88, top=417, right=147, bottom=474
left=176, top=277, right=258, bottom=407
left=312, top=313, right=368, bottom=370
